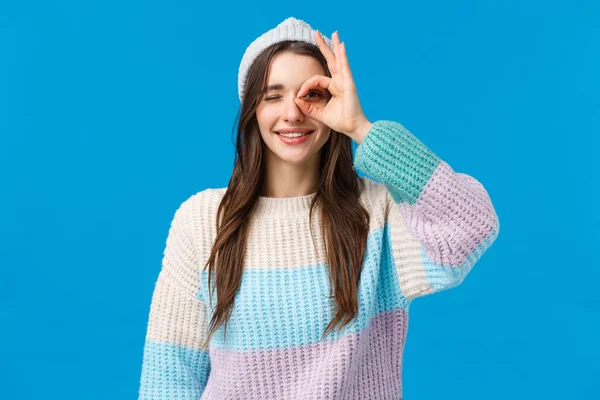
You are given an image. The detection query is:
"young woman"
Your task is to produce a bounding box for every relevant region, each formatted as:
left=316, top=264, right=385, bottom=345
left=138, top=17, right=500, bottom=400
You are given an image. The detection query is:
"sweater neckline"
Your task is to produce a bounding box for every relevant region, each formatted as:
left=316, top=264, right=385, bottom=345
left=253, top=191, right=318, bottom=219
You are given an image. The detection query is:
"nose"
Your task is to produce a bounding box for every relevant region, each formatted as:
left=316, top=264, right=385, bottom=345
left=282, top=95, right=304, bottom=122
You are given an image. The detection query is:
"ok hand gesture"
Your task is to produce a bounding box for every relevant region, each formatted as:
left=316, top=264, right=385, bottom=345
left=294, top=30, right=372, bottom=142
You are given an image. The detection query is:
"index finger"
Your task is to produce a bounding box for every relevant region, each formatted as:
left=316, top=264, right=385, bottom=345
left=314, top=30, right=338, bottom=74
left=297, top=74, right=333, bottom=98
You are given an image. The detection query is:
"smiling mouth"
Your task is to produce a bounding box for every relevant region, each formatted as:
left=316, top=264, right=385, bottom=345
left=275, top=130, right=315, bottom=136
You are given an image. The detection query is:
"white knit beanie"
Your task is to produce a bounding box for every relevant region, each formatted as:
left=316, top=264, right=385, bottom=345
left=237, top=17, right=334, bottom=103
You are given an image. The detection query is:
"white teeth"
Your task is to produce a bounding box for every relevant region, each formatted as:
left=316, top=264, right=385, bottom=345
left=278, top=131, right=313, bottom=138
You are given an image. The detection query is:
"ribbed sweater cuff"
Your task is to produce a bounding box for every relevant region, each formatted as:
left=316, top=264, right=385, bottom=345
left=353, top=120, right=442, bottom=205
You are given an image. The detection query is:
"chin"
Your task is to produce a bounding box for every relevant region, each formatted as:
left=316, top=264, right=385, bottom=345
left=277, top=153, right=313, bottom=166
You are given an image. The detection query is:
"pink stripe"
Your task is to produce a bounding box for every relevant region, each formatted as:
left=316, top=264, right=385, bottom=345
left=200, top=309, right=408, bottom=399
left=398, top=160, right=498, bottom=267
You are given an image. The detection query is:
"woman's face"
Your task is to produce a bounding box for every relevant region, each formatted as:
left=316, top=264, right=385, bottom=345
left=255, top=51, right=331, bottom=167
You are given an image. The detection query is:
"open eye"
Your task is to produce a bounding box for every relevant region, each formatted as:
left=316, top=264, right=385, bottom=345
left=304, top=91, right=322, bottom=99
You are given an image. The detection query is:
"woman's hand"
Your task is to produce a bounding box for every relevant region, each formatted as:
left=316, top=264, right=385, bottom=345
left=294, top=30, right=372, bottom=143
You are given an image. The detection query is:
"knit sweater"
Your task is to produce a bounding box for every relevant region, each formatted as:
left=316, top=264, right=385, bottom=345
left=138, top=120, right=500, bottom=400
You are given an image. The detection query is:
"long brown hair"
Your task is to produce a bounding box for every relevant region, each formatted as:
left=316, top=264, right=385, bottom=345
left=200, top=40, right=370, bottom=349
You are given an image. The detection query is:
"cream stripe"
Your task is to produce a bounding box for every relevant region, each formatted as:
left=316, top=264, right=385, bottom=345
left=146, top=268, right=209, bottom=350
left=198, top=178, right=390, bottom=271
left=387, top=192, right=433, bottom=300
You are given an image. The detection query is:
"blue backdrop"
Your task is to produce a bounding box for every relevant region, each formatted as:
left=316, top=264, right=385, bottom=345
left=1, top=1, right=598, bottom=399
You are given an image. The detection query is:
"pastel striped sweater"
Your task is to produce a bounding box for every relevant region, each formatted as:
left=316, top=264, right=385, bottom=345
left=138, top=120, right=500, bottom=399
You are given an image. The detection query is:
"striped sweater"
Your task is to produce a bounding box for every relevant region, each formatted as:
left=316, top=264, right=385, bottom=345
left=138, top=120, right=500, bottom=399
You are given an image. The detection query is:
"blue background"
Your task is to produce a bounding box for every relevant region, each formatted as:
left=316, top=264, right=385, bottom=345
left=1, top=1, right=598, bottom=399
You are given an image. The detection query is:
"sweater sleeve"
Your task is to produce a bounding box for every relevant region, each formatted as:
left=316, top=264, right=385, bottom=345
left=354, top=120, right=500, bottom=301
left=138, top=198, right=211, bottom=399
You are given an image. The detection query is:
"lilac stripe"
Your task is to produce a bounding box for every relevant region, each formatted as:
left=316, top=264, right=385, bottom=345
left=199, top=309, right=408, bottom=400
left=398, top=160, right=499, bottom=267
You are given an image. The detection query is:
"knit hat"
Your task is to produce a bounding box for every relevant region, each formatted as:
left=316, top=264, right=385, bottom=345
left=237, top=17, right=334, bottom=103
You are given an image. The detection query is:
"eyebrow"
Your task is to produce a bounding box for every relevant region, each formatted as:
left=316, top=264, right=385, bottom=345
left=263, top=83, right=285, bottom=93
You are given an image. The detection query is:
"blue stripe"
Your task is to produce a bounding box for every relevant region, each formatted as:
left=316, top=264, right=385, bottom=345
left=198, top=225, right=409, bottom=351
left=139, top=339, right=210, bottom=400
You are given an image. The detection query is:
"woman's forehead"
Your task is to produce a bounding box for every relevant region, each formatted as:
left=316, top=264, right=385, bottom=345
left=267, top=53, right=325, bottom=86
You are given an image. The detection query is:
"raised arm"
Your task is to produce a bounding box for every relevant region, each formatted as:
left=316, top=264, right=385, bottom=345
left=354, top=120, right=500, bottom=300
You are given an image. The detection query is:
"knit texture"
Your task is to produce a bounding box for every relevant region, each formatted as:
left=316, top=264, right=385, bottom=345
left=138, top=120, right=500, bottom=399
